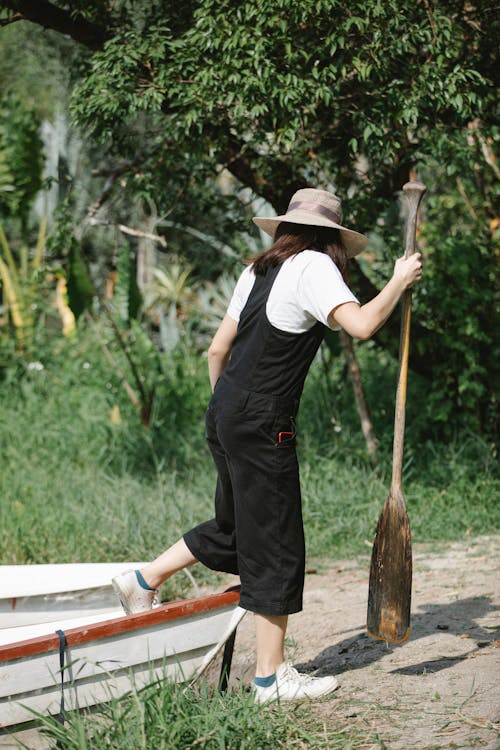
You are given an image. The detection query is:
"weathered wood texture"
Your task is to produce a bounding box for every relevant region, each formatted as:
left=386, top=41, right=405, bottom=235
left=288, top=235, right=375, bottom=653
left=367, top=181, right=426, bottom=643
left=367, top=487, right=413, bottom=642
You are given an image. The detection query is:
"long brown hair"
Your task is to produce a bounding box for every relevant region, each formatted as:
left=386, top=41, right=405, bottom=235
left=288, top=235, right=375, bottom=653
left=250, top=222, right=350, bottom=282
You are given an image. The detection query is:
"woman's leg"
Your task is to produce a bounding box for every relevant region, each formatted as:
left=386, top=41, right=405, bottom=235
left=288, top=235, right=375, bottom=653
left=141, top=538, right=198, bottom=589
left=145, top=549, right=289, bottom=676
left=255, top=613, right=288, bottom=676
left=253, top=611, right=339, bottom=703
left=139, top=409, right=239, bottom=591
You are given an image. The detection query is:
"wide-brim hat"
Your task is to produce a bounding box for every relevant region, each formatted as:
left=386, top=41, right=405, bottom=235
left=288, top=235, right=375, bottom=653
left=253, top=188, right=368, bottom=258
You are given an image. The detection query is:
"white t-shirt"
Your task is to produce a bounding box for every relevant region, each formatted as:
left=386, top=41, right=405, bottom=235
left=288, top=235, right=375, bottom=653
left=227, top=250, right=359, bottom=333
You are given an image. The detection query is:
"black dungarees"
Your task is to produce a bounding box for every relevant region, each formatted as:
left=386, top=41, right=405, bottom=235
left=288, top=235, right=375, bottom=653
left=184, top=264, right=325, bottom=615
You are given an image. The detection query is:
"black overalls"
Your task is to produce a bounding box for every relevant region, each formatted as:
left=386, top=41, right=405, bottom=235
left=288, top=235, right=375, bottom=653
left=184, top=263, right=325, bottom=615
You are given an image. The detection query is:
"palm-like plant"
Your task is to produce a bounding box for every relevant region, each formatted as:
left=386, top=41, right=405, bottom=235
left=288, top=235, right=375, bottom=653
left=0, top=219, right=55, bottom=351
left=143, top=261, right=196, bottom=353
left=195, top=273, right=239, bottom=335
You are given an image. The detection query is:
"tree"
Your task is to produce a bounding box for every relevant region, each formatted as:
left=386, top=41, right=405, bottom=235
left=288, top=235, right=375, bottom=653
left=0, top=0, right=497, bottom=430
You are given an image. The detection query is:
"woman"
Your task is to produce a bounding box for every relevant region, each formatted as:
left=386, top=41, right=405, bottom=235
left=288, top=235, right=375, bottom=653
left=112, top=188, right=423, bottom=703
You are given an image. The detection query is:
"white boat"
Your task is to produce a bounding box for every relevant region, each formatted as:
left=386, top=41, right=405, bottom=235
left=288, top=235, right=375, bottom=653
left=0, top=563, right=148, bottom=628
left=0, top=565, right=245, bottom=737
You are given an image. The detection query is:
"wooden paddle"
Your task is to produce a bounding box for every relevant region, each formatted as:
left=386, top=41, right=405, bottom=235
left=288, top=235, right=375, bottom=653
left=366, top=180, right=426, bottom=643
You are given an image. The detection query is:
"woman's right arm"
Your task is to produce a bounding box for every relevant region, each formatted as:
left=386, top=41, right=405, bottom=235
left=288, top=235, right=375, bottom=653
left=329, top=253, right=423, bottom=340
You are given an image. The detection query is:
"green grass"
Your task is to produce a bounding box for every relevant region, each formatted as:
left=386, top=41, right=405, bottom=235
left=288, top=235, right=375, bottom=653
left=30, top=678, right=384, bottom=750
left=1, top=332, right=498, bottom=573
left=300, top=433, right=499, bottom=559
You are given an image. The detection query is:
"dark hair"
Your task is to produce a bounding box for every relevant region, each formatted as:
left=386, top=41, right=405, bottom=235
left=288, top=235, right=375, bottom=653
left=250, top=222, right=350, bottom=282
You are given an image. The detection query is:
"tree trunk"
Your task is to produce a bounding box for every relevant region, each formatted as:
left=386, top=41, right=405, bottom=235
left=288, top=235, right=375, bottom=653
left=136, top=214, right=158, bottom=291
left=340, top=330, right=378, bottom=466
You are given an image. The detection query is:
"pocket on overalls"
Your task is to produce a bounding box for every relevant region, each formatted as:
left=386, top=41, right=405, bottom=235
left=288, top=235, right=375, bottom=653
left=274, top=416, right=297, bottom=447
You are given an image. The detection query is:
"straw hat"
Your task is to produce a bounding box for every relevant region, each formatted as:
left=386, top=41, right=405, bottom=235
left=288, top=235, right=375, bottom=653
left=253, top=188, right=368, bottom=258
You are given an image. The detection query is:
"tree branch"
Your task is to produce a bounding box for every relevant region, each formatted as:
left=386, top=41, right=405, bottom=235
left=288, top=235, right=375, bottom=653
left=87, top=217, right=167, bottom=247
left=0, top=11, right=23, bottom=26
left=156, top=219, right=237, bottom=257
left=456, top=177, right=479, bottom=222
left=224, top=139, right=310, bottom=213
left=0, top=0, right=108, bottom=49
left=91, top=160, right=140, bottom=179
left=340, top=329, right=378, bottom=465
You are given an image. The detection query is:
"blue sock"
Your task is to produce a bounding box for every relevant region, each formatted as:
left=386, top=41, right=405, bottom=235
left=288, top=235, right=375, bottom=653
left=253, top=673, right=276, bottom=688
left=135, top=570, right=155, bottom=591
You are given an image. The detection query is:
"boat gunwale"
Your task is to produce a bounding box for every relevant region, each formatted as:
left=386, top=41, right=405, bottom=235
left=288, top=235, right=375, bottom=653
left=0, top=563, right=149, bottom=599
left=0, top=590, right=241, bottom=663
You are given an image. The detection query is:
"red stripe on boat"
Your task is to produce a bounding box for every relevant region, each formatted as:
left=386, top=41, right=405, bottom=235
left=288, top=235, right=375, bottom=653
left=0, top=590, right=240, bottom=662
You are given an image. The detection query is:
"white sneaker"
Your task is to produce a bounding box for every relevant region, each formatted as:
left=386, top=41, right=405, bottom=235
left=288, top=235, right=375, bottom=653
left=252, top=662, right=339, bottom=704
left=111, top=570, right=158, bottom=614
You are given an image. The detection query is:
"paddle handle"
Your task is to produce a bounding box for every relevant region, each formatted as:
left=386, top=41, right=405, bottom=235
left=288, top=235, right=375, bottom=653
left=391, top=181, right=426, bottom=492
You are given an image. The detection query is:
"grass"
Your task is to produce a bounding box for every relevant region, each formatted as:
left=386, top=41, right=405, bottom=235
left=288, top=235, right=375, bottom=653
left=1, top=331, right=498, bottom=572
left=29, top=677, right=385, bottom=750
left=300, top=434, right=499, bottom=559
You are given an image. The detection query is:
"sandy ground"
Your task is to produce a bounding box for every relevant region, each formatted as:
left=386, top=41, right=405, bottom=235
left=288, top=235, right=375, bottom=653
left=223, top=534, right=500, bottom=749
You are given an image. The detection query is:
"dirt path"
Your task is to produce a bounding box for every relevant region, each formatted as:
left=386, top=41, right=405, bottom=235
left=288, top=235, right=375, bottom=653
left=224, top=535, right=500, bottom=749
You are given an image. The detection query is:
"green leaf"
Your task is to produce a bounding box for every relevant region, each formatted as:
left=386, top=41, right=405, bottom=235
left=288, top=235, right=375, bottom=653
left=66, top=245, right=95, bottom=320
left=115, top=245, right=142, bottom=323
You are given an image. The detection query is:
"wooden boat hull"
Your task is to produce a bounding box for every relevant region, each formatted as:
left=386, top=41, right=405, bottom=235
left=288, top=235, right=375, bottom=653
left=0, top=590, right=245, bottom=729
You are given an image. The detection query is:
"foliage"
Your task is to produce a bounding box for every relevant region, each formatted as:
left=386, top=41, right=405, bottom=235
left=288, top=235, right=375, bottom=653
left=414, top=152, right=499, bottom=431
left=0, top=1, right=497, bottom=432
left=0, top=92, right=44, bottom=223
left=0, top=219, right=81, bottom=371
left=68, top=0, right=496, bottom=214
left=92, top=246, right=235, bottom=428
left=37, top=0, right=500, bottom=430
left=66, top=244, right=95, bottom=319
left=0, top=219, right=49, bottom=351
left=195, top=272, right=240, bottom=338
left=0, top=22, right=81, bottom=119
left=114, top=243, right=142, bottom=323
left=34, top=677, right=374, bottom=749
left=298, top=348, right=499, bottom=555
left=1, top=332, right=497, bottom=569
left=0, top=145, right=14, bottom=199
left=94, top=246, right=198, bottom=426
left=147, top=263, right=192, bottom=311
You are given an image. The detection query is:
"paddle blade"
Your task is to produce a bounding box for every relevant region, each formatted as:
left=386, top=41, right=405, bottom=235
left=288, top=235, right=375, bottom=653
left=367, top=488, right=412, bottom=642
